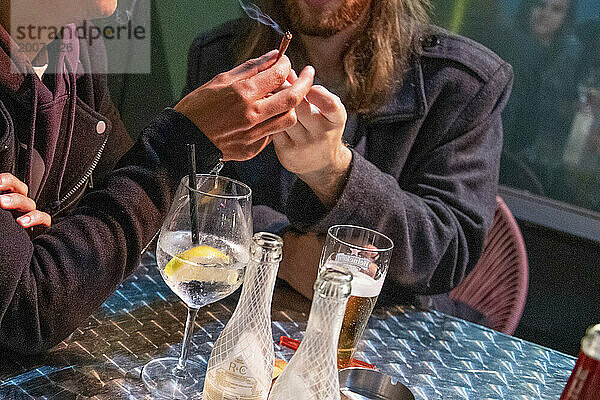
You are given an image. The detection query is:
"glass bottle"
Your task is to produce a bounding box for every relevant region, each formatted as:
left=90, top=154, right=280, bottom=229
left=560, top=324, right=600, bottom=400
left=268, top=267, right=352, bottom=400
left=203, top=232, right=283, bottom=400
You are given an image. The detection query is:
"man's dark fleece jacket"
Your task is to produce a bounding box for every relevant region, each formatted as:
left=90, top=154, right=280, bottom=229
left=184, top=20, right=514, bottom=311
left=0, top=25, right=221, bottom=353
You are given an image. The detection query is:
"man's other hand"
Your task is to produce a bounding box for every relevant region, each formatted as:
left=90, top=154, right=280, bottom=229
left=272, top=83, right=352, bottom=207
left=0, top=173, right=51, bottom=228
left=175, top=50, right=315, bottom=161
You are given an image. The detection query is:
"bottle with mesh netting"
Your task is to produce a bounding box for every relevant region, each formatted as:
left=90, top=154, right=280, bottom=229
left=203, top=232, right=283, bottom=400
left=268, top=267, right=352, bottom=400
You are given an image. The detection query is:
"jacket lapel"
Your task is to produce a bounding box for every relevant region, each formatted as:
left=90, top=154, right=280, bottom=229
left=366, top=61, right=427, bottom=124
left=0, top=25, right=29, bottom=105
left=360, top=61, right=427, bottom=175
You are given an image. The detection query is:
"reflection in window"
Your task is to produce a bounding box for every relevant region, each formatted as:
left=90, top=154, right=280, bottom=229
left=431, top=0, right=600, bottom=212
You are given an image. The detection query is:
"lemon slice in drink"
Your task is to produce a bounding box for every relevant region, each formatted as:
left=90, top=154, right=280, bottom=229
left=164, top=246, right=235, bottom=284
left=273, top=359, right=287, bottom=379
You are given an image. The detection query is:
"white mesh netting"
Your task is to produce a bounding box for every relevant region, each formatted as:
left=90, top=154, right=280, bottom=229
left=268, top=295, right=347, bottom=400
left=203, top=251, right=279, bottom=400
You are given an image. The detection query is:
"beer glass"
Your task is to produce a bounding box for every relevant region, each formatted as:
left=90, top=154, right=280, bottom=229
left=319, top=225, right=394, bottom=369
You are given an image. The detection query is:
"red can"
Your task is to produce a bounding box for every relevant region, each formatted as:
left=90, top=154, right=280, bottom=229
left=560, top=324, right=600, bottom=400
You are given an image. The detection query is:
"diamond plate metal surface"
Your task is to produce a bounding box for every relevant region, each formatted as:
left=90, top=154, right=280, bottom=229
left=0, top=253, right=575, bottom=399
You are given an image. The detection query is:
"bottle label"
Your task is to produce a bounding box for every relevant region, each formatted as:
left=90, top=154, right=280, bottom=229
left=204, top=357, right=266, bottom=400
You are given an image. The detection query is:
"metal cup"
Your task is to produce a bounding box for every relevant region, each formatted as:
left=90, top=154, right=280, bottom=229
left=339, top=368, right=414, bottom=400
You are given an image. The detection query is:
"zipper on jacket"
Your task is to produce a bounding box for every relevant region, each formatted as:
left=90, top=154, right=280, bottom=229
left=56, top=134, right=108, bottom=208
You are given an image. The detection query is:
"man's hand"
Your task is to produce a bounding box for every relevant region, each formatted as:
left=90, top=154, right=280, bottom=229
left=0, top=173, right=51, bottom=228
left=272, top=84, right=352, bottom=207
left=175, top=50, right=315, bottom=161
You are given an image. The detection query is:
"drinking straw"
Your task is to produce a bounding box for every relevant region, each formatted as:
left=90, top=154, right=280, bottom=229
left=187, top=144, right=200, bottom=245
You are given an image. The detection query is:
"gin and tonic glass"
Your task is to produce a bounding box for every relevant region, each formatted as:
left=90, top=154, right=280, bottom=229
left=142, top=174, right=252, bottom=398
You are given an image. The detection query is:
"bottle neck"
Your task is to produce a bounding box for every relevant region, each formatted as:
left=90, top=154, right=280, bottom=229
left=235, top=258, right=279, bottom=315
left=301, top=294, right=348, bottom=350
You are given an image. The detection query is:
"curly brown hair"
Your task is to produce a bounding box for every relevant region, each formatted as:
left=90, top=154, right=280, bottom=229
left=237, top=0, right=431, bottom=114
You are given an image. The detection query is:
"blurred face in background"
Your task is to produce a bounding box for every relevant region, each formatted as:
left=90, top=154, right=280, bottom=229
left=80, top=0, right=119, bottom=20
left=9, top=0, right=117, bottom=31
left=530, top=0, right=570, bottom=41
left=283, top=0, right=372, bottom=37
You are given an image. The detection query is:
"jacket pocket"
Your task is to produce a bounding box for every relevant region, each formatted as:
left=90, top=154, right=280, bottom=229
left=0, top=100, right=16, bottom=174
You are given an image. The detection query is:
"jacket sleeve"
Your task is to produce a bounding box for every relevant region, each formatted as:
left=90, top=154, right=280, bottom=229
left=286, top=62, right=513, bottom=295
left=0, top=108, right=221, bottom=354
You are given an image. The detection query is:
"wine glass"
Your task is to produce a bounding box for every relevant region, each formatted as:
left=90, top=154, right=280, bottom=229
left=319, top=225, right=394, bottom=369
left=142, top=174, right=252, bottom=399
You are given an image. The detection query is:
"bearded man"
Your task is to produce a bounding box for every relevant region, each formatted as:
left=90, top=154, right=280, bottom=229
left=184, top=0, right=513, bottom=321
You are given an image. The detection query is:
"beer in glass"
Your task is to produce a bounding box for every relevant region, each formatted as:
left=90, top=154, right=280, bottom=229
left=320, top=225, right=394, bottom=369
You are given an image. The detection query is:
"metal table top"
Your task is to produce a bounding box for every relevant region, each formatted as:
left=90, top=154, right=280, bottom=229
left=0, top=252, right=575, bottom=399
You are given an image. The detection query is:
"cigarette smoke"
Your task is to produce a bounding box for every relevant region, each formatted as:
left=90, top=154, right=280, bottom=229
left=238, top=0, right=284, bottom=34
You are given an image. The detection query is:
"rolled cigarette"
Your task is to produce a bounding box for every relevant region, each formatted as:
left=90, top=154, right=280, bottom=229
left=276, top=31, right=293, bottom=61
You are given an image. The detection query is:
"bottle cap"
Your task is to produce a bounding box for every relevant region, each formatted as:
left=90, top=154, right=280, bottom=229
left=582, top=324, right=600, bottom=360
left=251, top=232, right=284, bottom=263
left=314, top=266, right=352, bottom=299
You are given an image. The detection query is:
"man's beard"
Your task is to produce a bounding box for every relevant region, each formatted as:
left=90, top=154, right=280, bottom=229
left=282, top=0, right=371, bottom=37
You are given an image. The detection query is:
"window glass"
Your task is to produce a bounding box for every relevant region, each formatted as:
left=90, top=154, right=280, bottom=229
left=431, top=0, right=600, bottom=212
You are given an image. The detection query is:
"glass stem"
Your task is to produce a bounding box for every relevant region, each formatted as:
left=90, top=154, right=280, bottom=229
left=176, top=307, right=199, bottom=372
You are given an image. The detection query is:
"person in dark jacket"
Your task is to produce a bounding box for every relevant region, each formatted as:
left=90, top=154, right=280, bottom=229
left=499, top=0, right=579, bottom=196
left=568, top=18, right=600, bottom=209
left=183, top=0, right=513, bottom=321
left=0, top=0, right=315, bottom=353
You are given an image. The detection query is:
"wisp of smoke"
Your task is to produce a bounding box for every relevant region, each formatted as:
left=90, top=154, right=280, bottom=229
left=238, top=0, right=284, bottom=34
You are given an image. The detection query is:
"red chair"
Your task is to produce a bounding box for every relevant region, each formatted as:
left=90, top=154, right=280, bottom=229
left=450, top=196, right=529, bottom=335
